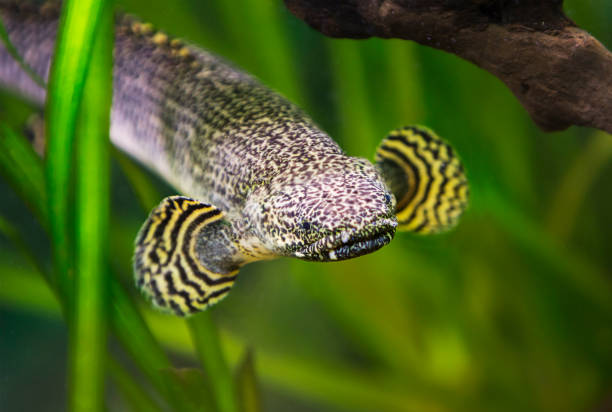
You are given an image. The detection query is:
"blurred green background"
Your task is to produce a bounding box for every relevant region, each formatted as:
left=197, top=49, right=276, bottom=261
left=1, top=0, right=611, bottom=411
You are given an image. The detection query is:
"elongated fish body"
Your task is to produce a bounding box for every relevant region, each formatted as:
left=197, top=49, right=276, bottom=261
left=0, top=1, right=469, bottom=315
left=0, top=3, right=340, bottom=208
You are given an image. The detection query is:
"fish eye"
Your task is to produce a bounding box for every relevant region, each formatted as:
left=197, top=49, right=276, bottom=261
left=301, top=221, right=311, bottom=230
left=384, top=194, right=392, bottom=203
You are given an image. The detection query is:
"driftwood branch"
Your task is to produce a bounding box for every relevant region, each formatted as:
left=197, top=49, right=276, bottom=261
left=284, top=0, right=612, bottom=133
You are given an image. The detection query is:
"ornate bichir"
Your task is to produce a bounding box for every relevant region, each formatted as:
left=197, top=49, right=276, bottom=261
left=0, top=1, right=469, bottom=315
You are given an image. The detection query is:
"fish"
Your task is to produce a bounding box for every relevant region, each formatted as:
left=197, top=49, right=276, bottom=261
left=0, top=1, right=469, bottom=315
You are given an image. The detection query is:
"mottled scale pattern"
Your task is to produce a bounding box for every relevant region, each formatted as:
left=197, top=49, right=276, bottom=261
left=0, top=1, right=469, bottom=314
left=134, top=196, right=236, bottom=315
left=376, top=126, right=469, bottom=233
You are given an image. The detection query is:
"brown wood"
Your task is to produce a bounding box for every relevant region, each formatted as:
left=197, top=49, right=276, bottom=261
left=284, top=0, right=612, bottom=133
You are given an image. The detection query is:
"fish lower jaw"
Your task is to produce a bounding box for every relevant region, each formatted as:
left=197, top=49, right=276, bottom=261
left=294, top=219, right=397, bottom=262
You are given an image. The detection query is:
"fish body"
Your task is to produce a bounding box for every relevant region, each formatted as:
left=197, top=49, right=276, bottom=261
left=0, top=1, right=468, bottom=315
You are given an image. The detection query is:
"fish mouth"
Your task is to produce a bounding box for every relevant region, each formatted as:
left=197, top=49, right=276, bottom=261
left=294, top=218, right=397, bottom=262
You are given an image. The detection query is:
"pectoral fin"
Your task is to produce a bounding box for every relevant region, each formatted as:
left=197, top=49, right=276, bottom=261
left=134, top=196, right=241, bottom=316
left=375, top=126, right=469, bottom=234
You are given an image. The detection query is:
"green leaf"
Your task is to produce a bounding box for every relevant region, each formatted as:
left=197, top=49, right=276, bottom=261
left=45, top=0, right=109, bottom=303
left=161, top=367, right=216, bottom=412
left=0, top=262, right=61, bottom=315
left=109, top=281, right=173, bottom=396
left=0, top=127, right=173, bottom=408
left=0, top=124, right=47, bottom=226
left=188, top=313, right=239, bottom=412
left=107, top=356, right=165, bottom=412
left=0, top=13, right=45, bottom=88
left=0, top=214, right=51, bottom=287
left=113, top=147, right=162, bottom=212
left=327, top=39, right=377, bottom=157
left=68, top=0, right=114, bottom=410
left=546, top=130, right=612, bottom=242
left=235, top=349, right=261, bottom=412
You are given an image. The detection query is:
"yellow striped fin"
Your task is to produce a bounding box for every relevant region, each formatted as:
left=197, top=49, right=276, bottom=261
left=375, top=126, right=469, bottom=234
left=133, top=196, right=237, bottom=316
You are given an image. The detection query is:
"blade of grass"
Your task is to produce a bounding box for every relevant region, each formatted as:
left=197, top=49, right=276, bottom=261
left=0, top=124, right=48, bottom=227
left=0, top=15, right=46, bottom=88
left=112, top=147, right=162, bottom=212
left=161, top=367, right=216, bottom=412
left=210, top=0, right=255, bottom=74
left=235, top=349, right=261, bottom=412
left=326, top=39, right=377, bottom=157
left=239, top=0, right=304, bottom=106
left=188, top=313, right=239, bottom=412
left=110, top=281, right=173, bottom=395
left=383, top=40, right=424, bottom=123
left=0, top=214, right=51, bottom=287
left=0, top=267, right=456, bottom=412
left=0, top=219, right=173, bottom=401
left=546, top=130, right=612, bottom=242
left=486, top=190, right=612, bottom=315
left=45, top=0, right=108, bottom=303
left=107, top=356, right=165, bottom=412
left=0, top=126, right=174, bottom=405
left=69, top=1, right=114, bottom=410
left=0, top=235, right=170, bottom=412
left=0, top=261, right=168, bottom=412
left=141, top=309, right=455, bottom=412
left=0, top=263, right=61, bottom=316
